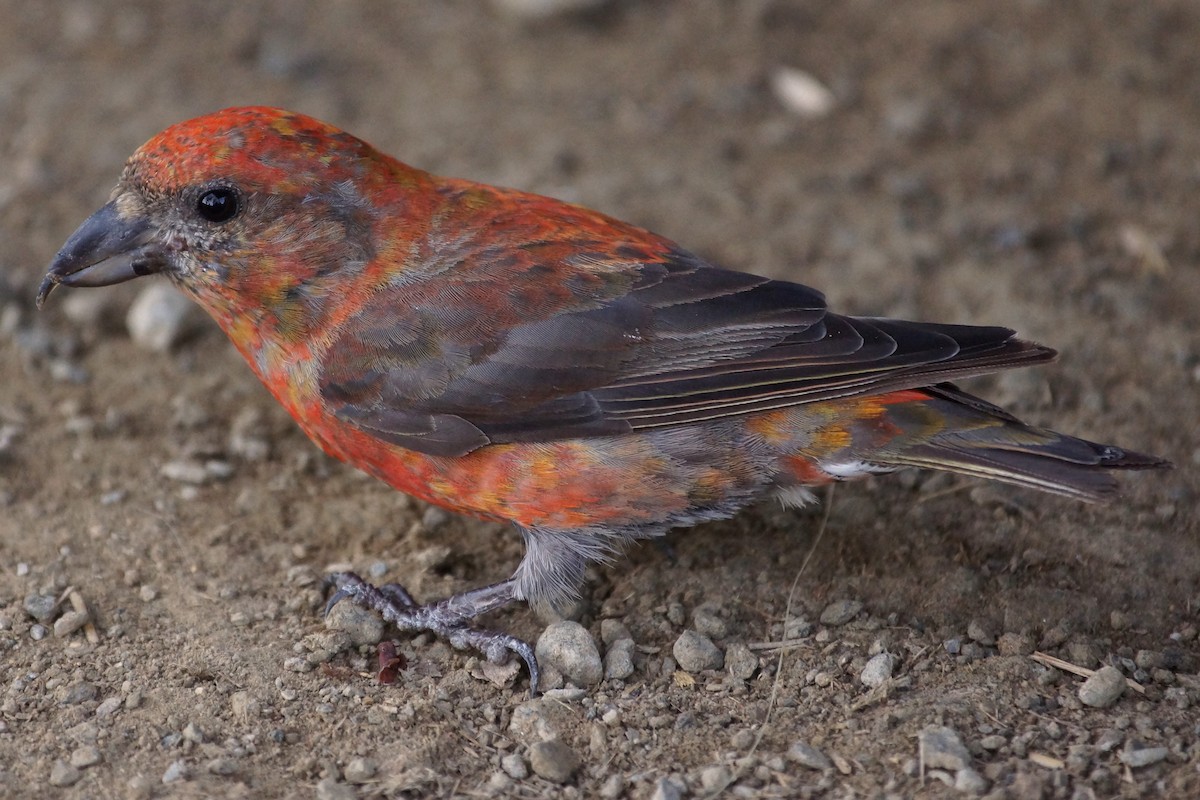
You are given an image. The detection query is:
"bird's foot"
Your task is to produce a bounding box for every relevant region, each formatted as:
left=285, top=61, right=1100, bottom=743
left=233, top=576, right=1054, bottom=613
left=325, top=572, right=540, bottom=695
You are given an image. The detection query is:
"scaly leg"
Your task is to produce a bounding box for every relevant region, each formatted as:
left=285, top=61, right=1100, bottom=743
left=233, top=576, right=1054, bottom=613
left=326, top=572, right=540, bottom=694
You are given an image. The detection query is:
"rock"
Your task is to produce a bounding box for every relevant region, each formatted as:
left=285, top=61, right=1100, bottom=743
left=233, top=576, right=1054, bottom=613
left=819, top=599, right=862, bottom=626
left=1078, top=666, right=1125, bottom=708
left=996, top=632, right=1036, bottom=656
left=692, top=604, right=728, bottom=638
left=699, top=765, right=732, bottom=792
left=918, top=726, right=971, bottom=771
left=649, top=776, right=684, bottom=800
left=70, top=745, right=101, bottom=768
left=599, top=618, right=632, bottom=645
left=500, top=752, right=528, bottom=780
left=955, top=767, right=989, bottom=795
left=725, top=642, right=759, bottom=680
left=1119, top=745, right=1169, bottom=768
left=604, top=637, right=635, bottom=680
left=324, top=600, right=385, bottom=647
left=508, top=698, right=576, bottom=743
left=49, top=759, right=82, bottom=787
left=126, top=284, right=202, bottom=352
left=966, top=618, right=996, bottom=646
left=528, top=739, right=579, bottom=783
left=315, top=776, right=356, bottom=800
left=161, top=760, right=187, bottom=784
left=771, top=67, right=835, bottom=118
left=343, top=757, right=377, bottom=784
left=536, top=621, right=602, bottom=686
left=673, top=629, right=723, bottom=672
left=23, top=593, right=57, bottom=623
left=860, top=652, right=896, bottom=688
left=787, top=740, right=832, bottom=770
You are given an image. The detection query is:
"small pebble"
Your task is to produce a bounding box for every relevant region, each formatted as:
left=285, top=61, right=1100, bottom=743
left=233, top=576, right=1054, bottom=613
left=771, top=67, right=836, bottom=118
left=343, top=757, right=377, bottom=784
left=49, top=759, right=82, bottom=787
left=604, top=638, right=635, bottom=680
left=127, top=284, right=201, bottom=352
left=819, top=599, right=862, bottom=626
left=859, top=652, right=895, bottom=688
left=315, top=776, right=356, bottom=800
left=1078, top=666, right=1125, bottom=708
left=54, top=609, right=90, bottom=638
left=955, top=767, right=989, bottom=795
left=161, top=760, right=187, bottom=784
left=139, top=585, right=158, bottom=602
left=536, top=621, right=603, bottom=686
left=787, top=740, right=832, bottom=770
left=528, top=739, right=579, bottom=783
left=23, top=593, right=58, bottom=623
left=500, top=752, right=528, bottom=780
left=979, top=734, right=1007, bottom=751
left=1119, top=745, right=1169, bottom=768
left=692, top=605, right=728, bottom=638
left=599, top=618, right=632, bottom=645
left=919, top=726, right=971, bottom=771
left=650, top=777, right=683, bottom=800
left=724, top=642, right=759, bottom=680
left=325, top=600, right=385, bottom=647
left=966, top=619, right=996, bottom=646
left=70, top=745, right=101, bottom=768
left=673, top=629, right=723, bottom=672
left=699, top=765, right=732, bottom=792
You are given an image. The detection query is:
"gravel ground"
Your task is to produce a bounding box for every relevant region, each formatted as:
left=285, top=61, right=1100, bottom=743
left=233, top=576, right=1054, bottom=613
left=1, top=2, right=1197, bottom=798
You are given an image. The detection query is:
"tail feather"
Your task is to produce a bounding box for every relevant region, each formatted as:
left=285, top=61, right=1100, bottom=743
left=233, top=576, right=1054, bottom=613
left=883, top=440, right=1169, bottom=502
left=866, top=386, right=1172, bottom=502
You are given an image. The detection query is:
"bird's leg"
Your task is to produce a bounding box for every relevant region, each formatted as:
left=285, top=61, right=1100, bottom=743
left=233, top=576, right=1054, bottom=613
left=326, top=572, right=540, bottom=695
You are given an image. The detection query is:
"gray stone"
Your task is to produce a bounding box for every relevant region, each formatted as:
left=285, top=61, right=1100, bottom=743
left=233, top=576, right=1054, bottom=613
left=23, top=593, right=57, bottom=623
left=787, top=740, right=832, bottom=770
left=919, top=726, right=971, bottom=771
left=500, top=752, right=528, bottom=779
left=819, top=599, right=862, bottom=626
left=343, top=757, right=377, bottom=784
left=649, top=776, right=683, bottom=800
left=70, top=745, right=101, bottom=768
left=955, top=767, right=989, bottom=795
left=604, top=637, right=635, bottom=680
left=49, top=760, right=82, bottom=787
left=528, top=739, right=579, bottom=783
left=126, top=284, right=201, bottom=352
left=324, top=600, right=385, bottom=647
left=536, top=621, right=602, bottom=686
left=1119, top=745, right=1169, bottom=768
left=1079, top=666, right=1125, bottom=708
left=725, top=642, right=759, bottom=680
left=673, top=629, right=723, bottom=672
left=860, top=652, right=896, bottom=687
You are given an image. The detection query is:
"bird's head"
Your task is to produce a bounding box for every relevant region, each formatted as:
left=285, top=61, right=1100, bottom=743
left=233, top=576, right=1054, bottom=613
left=38, top=106, right=430, bottom=341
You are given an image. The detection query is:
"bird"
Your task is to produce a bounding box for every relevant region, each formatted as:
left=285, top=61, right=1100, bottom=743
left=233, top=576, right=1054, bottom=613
left=37, top=106, right=1170, bottom=692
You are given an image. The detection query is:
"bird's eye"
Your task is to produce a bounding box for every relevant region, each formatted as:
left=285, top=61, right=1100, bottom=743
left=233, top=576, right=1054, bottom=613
left=196, top=187, right=239, bottom=223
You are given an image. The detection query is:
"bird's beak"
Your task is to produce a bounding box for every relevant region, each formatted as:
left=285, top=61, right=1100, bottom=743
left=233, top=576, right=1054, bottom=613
left=37, top=200, right=166, bottom=309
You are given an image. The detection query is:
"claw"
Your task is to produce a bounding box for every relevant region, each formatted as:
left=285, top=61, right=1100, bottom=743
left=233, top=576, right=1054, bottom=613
left=325, top=571, right=541, bottom=695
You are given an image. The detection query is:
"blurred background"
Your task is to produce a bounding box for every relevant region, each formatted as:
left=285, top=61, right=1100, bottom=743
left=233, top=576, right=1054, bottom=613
left=0, top=1, right=1196, bottom=797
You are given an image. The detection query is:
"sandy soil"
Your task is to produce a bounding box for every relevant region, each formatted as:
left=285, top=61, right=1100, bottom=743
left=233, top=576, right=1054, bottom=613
left=1, top=2, right=1197, bottom=798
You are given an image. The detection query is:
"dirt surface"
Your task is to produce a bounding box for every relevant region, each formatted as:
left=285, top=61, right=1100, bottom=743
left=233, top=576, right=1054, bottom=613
left=1, top=2, right=1198, bottom=798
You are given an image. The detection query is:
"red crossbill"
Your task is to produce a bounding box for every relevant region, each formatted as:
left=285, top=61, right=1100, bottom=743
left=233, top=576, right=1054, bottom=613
left=39, top=107, right=1169, bottom=691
